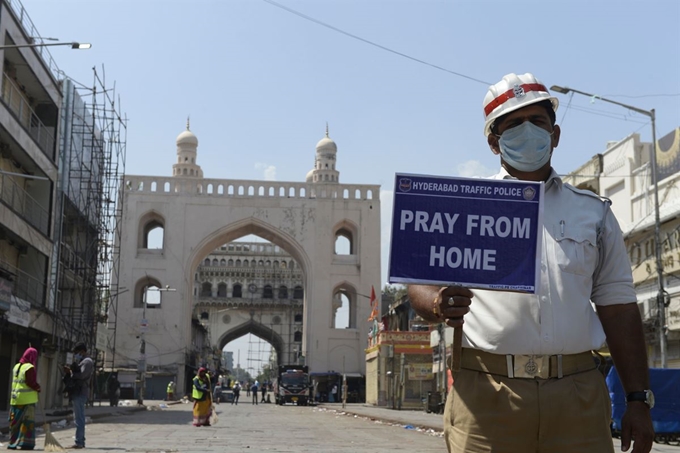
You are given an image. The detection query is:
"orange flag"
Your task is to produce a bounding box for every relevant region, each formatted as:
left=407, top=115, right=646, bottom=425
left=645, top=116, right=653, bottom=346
left=367, top=285, right=378, bottom=321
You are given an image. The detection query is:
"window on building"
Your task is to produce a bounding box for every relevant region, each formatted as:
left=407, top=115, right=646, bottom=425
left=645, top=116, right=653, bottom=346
left=134, top=276, right=162, bottom=308
left=263, top=285, right=273, bottom=298
left=293, top=286, right=304, bottom=299
left=233, top=283, right=242, bottom=298
left=332, top=291, right=354, bottom=329
left=278, top=286, right=288, bottom=299
left=217, top=283, right=227, bottom=297
left=334, top=227, right=354, bottom=255
left=201, top=282, right=212, bottom=297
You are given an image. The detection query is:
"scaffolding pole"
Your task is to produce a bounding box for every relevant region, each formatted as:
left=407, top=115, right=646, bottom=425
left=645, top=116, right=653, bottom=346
left=50, top=66, right=126, bottom=372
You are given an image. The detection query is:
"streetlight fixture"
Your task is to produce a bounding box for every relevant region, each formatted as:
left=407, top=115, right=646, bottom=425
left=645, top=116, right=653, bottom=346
left=550, top=84, right=667, bottom=368
left=0, top=42, right=91, bottom=50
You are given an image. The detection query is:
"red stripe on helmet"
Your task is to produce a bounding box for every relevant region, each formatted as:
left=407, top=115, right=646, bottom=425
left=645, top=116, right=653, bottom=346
left=484, top=83, right=548, bottom=117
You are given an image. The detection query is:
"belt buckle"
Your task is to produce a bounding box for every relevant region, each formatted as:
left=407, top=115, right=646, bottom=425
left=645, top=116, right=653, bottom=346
left=512, top=355, right=549, bottom=379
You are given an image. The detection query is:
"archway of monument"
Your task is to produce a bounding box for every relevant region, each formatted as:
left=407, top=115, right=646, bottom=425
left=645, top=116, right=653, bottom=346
left=217, top=319, right=283, bottom=368
left=186, top=218, right=311, bottom=286
left=187, top=218, right=310, bottom=374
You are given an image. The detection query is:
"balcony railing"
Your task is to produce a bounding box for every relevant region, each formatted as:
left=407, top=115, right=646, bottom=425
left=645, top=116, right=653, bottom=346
left=0, top=171, right=49, bottom=235
left=0, top=258, right=46, bottom=307
left=4, top=0, right=62, bottom=81
left=1, top=73, right=56, bottom=159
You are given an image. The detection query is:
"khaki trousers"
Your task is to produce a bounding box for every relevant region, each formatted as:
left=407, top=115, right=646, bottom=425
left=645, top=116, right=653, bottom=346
left=444, top=368, right=614, bottom=453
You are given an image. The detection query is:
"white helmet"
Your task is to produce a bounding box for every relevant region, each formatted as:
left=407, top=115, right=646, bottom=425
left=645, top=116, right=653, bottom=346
left=483, top=72, right=558, bottom=137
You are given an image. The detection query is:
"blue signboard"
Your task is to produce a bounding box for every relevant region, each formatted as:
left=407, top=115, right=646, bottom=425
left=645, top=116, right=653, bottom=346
left=388, top=173, right=544, bottom=293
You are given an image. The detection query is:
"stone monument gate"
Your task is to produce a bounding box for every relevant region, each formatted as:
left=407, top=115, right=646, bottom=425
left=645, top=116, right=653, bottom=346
left=107, top=127, right=381, bottom=394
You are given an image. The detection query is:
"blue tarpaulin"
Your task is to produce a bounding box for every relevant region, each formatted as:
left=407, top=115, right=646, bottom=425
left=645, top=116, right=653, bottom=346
left=607, top=367, right=680, bottom=434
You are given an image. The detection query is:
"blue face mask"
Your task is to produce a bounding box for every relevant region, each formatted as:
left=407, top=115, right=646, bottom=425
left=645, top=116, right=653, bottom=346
left=74, top=353, right=82, bottom=362
left=498, top=121, right=553, bottom=172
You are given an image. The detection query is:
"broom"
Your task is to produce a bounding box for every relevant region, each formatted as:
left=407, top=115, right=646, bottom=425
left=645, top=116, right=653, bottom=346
left=40, top=404, right=65, bottom=452
left=209, top=404, right=218, bottom=426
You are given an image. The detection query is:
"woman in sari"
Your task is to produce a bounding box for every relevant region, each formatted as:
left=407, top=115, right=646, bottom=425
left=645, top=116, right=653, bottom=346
left=192, top=367, right=212, bottom=426
left=8, top=347, right=41, bottom=450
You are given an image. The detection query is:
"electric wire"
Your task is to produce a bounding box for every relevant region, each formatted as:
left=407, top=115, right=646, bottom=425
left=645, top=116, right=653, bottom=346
left=261, top=0, right=490, bottom=86
left=261, top=0, right=680, bottom=104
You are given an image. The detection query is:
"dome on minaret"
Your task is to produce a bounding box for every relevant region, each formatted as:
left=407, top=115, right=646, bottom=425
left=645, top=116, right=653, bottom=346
left=315, top=135, right=337, bottom=153
left=176, top=129, right=198, bottom=147
left=172, top=117, right=203, bottom=178
left=308, top=124, right=339, bottom=184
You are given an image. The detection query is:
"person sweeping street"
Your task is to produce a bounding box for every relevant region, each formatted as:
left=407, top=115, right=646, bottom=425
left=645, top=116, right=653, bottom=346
left=192, top=368, right=213, bottom=426
left=8, top=347, right=41, bottom=450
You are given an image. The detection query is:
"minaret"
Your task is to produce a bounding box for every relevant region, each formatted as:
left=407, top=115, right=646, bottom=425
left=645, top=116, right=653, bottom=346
left=172, top=117, right=203, bottom=178
left=306, top=124, right=339, bottom=183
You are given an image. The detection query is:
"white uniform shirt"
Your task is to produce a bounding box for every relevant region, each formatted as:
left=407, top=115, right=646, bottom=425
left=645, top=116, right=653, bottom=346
left=462, top=168, right=636, bottom=355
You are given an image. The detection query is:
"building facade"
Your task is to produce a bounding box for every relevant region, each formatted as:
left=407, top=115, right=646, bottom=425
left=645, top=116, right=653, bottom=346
left=108, top=126, right=381, bottom=397
left=365, top=295, right=434, bottom=408
left=564, top=127, right=680, bottom=367
left=0, top=0, right=126, bottom=409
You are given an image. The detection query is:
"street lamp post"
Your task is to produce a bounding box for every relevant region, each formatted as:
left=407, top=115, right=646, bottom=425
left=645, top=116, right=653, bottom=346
left=550, top=85, right=667, bottom=367
left=0, top=42, right=91, bottom=50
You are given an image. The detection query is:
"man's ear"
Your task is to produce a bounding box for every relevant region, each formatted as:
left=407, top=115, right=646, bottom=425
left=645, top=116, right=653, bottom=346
left=552, top=124, right=561, bottom=149
left=488, top=134, right=501, bottom=155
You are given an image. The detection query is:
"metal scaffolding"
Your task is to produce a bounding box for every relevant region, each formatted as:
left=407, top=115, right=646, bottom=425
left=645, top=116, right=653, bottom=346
left=50, top=67, right=126, bottom=364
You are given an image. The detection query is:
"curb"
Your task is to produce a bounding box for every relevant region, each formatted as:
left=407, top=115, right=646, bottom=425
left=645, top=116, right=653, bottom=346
left=318, top=404, right=443, bottom=433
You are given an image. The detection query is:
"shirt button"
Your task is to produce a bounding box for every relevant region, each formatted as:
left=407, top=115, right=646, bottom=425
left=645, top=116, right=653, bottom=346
left=541, top=296, right=547, bottom=301
left=543, top=335, right=550, bottom=342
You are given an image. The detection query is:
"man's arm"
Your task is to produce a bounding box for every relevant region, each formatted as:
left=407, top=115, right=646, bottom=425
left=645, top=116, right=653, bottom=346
left=597, top=302, right=654, bottom=453
left=74, top=358, right=94, bottom=382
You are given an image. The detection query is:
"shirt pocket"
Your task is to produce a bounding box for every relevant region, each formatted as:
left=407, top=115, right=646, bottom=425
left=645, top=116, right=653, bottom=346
left=553, top=226, right=598, bottom=276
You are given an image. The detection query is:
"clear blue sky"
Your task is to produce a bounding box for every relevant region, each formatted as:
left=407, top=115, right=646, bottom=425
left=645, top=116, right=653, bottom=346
left=26, top=0, right=680, bottom=370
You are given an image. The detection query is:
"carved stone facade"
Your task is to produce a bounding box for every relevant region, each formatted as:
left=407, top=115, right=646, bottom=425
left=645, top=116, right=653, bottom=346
left=108, top=127, right=381, bottom=395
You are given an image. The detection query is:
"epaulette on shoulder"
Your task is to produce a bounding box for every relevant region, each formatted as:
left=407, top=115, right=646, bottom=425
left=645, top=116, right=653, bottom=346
left=564, top=183, right=609, bottom=205
left=564, top=183, right=611, bottom=246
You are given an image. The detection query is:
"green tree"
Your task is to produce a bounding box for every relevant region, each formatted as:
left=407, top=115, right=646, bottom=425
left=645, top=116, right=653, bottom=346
left=382, top=284, right=407, bottom=303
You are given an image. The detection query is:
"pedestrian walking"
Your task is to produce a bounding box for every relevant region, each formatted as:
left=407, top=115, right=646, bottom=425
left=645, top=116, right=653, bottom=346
left=213, top=383, right=222, bottom=404
left=107, top=374, right=120, bottom=407
left=260, top=383, right=267, bottom=403
left=192, top=367, right=213, bottom=426
left=330, top=384, right=337, bottom=403
left=166, top=380, right=176, bottom=401
left=8, top=347, right=41, bottom=450
left=251, top=381, right=259, bottom=405
left=63, top=342, right=94, bottom=449
left=232, top=381, right=240, bottom=405
left=408, top=72, right=654, bottom=453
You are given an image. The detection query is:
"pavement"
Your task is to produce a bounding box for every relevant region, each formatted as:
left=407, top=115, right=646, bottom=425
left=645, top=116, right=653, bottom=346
left=0, top=398, right=177, bottom=435
left=0, top=399, right=440, bottom=435
left=1, top=400, right=678, bottom=451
